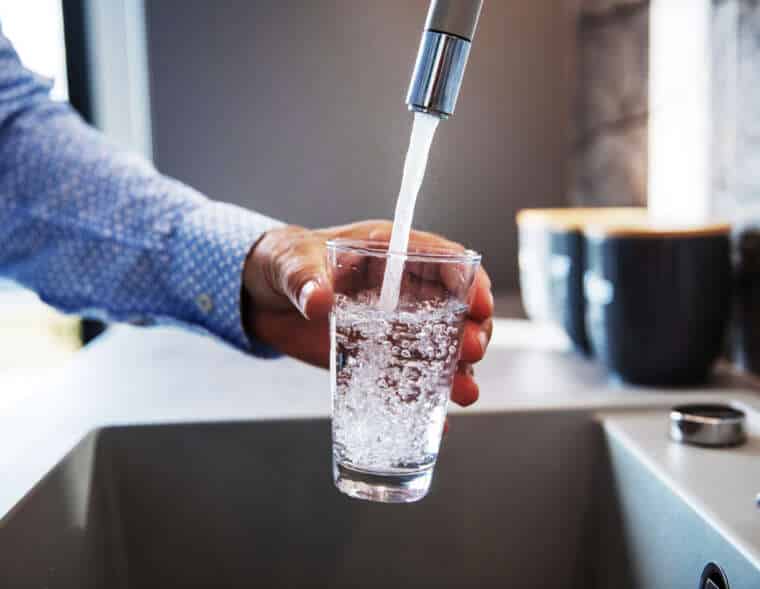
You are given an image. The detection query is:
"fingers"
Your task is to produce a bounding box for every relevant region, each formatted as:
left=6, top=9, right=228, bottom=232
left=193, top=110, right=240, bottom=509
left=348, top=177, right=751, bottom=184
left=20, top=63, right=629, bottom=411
left=299, top=281, right=334, bottom=321
left=262, top=229, right=333, bottom=320
left=278, top=245, right=331, bottom=320
left=451, top=362, right=478, bottom=406
left=256, top=309, right=481, bottom=406
left=320, top=221, right=491, bottom=311
left=366, top=223, right=462, bottom=252
left=314, top=219, right=393, bottom=241
left=468, top=267, right=494, bottom=322
left=460, top=318, right=492, bottom=363
left=249, top=221, right=492, bottom=417
left=253, top=310, right=330, bottom=368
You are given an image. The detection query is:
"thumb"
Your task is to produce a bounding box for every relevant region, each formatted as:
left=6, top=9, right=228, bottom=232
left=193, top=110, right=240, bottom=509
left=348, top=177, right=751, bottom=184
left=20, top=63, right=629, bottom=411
left=273, top=237, right=333, bottom=320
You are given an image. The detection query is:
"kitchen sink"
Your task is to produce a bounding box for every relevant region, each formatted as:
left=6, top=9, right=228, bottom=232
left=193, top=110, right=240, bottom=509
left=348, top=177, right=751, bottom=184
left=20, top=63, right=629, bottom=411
left=1, top=410, right=758, bottom=588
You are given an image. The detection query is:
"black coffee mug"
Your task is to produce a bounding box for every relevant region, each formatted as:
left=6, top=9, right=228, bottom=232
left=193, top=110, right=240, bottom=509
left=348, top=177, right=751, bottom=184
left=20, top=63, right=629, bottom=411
left=517, top=208, right=646, bottom=354
left=731, top=228, right=760, bottom=375
left=584, top=223, right=732, bottom=386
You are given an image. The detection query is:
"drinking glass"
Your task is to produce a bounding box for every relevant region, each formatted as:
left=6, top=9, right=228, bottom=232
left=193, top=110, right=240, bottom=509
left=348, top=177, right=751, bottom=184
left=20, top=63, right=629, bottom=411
left=327, top=238, right=480, bottom=503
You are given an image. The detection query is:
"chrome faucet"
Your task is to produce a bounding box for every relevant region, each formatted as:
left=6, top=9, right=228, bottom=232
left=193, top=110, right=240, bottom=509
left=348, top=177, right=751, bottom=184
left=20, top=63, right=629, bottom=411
left=406, top=0, right=483, bottom=119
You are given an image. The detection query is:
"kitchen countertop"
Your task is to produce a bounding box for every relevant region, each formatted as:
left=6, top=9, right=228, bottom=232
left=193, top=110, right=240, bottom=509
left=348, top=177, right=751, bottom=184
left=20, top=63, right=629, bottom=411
left=601, top=405, right=760, bottom=572
left=2, top=317, right=760, bottom=540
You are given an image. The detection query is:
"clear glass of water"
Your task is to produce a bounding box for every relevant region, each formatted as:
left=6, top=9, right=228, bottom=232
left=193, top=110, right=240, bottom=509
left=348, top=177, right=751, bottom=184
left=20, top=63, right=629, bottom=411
left=327, top=238, right=481, bottom=503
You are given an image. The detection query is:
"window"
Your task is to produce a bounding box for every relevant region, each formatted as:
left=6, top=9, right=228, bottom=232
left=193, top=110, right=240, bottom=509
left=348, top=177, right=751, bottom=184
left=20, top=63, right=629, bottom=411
left=0, top=1, right=80, bottom=396
left=0, top=0, right=68, bottom=100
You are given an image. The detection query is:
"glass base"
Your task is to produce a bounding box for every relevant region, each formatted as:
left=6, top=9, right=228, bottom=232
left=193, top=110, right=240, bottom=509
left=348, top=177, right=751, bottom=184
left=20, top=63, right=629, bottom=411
left=333, top=461, right=433, bottom=503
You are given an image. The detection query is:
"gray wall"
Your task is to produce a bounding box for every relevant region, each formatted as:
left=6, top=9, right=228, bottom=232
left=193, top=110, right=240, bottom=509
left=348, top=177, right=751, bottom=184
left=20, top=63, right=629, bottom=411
left=144, top=0, right=574, bottom=290
left=570, top=0, right=649, bottom=208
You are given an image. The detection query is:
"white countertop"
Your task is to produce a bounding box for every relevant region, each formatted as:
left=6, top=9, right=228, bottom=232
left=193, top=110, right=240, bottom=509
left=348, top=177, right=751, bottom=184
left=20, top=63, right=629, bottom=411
left=601, top=404, right=760, bottom=571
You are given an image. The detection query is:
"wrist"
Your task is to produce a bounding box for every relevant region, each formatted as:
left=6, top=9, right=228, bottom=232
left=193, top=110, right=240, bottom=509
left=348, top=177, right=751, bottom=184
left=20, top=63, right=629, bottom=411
left=240, top=231, right=269, bottom=344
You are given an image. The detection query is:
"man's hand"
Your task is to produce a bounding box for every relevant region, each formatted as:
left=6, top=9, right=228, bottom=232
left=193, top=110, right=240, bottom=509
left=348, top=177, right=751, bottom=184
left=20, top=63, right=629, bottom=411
left=243, top=220, right=493, bottom=408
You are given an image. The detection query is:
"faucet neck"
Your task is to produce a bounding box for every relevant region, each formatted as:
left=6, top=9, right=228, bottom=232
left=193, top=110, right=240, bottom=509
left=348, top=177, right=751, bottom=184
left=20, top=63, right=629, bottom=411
left=424, top=0, right=483, bottom=42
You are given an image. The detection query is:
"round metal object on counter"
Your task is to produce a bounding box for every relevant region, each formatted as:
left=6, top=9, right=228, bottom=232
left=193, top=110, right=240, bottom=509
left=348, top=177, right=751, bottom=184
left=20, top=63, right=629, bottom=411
left=669, top=404, right=746, bottom=447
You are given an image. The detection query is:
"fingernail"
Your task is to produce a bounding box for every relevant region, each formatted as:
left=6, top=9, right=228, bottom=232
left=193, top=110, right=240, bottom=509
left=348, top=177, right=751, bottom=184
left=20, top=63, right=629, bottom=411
left=298, top=280, right=319, bottom=319
left=478, top=330, right=488, bottom=354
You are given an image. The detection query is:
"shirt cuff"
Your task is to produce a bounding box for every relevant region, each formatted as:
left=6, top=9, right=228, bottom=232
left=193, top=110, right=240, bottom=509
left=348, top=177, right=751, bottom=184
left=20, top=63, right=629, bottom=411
left=167, top=199, right=284, bottom=356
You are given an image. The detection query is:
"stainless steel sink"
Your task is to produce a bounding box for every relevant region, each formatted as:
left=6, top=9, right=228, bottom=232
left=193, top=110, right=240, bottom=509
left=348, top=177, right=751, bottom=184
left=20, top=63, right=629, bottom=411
left=1, top=410, right=758, bottom=588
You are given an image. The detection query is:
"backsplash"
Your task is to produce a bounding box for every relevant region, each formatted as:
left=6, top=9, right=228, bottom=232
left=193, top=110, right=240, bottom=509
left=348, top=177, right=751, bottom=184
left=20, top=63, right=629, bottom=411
left=725, top=1, right=760, bottom=224
left=570, top=0, right=649, bottom=207
left=570, top=0, right=760, bottom=218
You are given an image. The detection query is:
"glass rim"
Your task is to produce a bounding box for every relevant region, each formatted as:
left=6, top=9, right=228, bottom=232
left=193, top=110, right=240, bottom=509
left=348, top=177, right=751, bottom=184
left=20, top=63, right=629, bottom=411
left=326, top=238, right=481, bottom=264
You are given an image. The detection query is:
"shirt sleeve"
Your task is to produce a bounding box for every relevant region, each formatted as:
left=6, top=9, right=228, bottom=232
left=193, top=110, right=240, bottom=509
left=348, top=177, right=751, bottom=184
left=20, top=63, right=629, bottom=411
left=0, top=29, right=283, bottom=354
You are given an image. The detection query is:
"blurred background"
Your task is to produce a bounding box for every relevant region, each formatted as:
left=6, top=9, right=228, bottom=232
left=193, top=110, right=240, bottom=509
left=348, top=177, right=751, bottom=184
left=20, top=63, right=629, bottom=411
left=1, top=0, right=649, bottom=378
left=146, top=0, right=575, bottom=291
left=16, top=0, right=577, bottom=288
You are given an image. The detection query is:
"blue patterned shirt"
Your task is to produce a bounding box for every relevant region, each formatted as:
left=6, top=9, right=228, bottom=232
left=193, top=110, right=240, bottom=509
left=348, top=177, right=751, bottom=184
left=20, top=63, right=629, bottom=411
left=0, top=30, right=283, bottom=354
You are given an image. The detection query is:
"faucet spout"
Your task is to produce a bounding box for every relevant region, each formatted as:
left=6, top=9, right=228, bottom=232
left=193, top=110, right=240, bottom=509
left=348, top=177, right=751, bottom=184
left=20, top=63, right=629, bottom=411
left=406, top=0, right=483, bottom=119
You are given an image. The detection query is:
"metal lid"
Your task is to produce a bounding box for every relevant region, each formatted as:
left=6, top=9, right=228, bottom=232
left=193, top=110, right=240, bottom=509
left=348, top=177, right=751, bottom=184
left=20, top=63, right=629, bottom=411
left=669, top=404, right=746, bottom=447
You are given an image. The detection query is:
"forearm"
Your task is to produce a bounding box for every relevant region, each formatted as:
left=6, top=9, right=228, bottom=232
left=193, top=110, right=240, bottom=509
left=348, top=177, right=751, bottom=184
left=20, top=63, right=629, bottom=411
left=0, top=90, right=282, bottom=353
